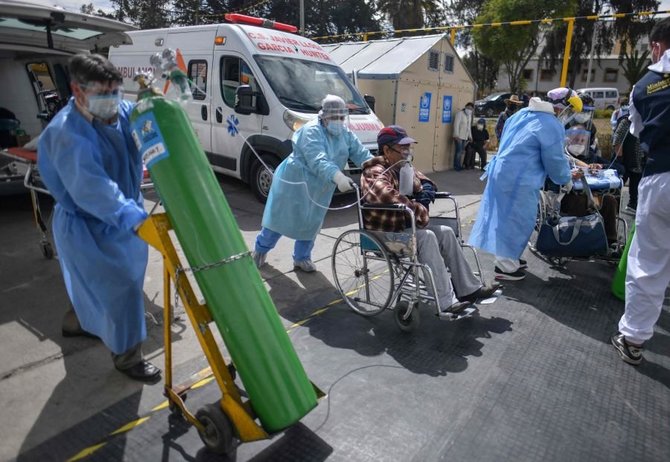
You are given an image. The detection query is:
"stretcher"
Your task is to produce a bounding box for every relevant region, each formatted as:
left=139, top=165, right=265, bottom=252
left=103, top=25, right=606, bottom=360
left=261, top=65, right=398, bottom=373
left=0, top=146, right=54, bottom=258
left=0, top=146, right=153, bottom=259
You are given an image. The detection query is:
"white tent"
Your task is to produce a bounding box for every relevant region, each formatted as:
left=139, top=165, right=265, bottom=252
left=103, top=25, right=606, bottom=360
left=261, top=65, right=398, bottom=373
left=323, top=34, right=476, bottom=172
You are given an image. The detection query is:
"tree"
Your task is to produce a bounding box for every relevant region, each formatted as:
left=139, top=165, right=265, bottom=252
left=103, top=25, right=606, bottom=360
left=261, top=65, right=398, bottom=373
left=80, top=3, right=117, bottom=19
left=541, top=0, right=658, bottom=88
left=447, top=1, right=499, bottom=95
left=473, top=0, right=576, bottom=93
left=377, top=0, right=443, bottom=35
left=620, top=48, right=650, bottom=93
left=110, top=0, right=170, bottom=28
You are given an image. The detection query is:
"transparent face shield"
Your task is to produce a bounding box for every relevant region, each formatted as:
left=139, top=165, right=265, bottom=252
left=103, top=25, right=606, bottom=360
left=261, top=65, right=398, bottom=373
left=565, top=127, right=591, bottom=159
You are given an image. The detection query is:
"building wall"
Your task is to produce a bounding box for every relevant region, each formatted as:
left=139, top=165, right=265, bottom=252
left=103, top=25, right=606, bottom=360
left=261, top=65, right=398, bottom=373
left=495, top=57, right=637, bottom=96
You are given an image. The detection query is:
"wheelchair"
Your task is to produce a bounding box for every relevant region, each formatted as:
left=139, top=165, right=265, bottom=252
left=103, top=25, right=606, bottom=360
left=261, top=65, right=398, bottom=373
left=331, top=185, right=483, bottom=332
left=531, top=169, right=628, bottom=266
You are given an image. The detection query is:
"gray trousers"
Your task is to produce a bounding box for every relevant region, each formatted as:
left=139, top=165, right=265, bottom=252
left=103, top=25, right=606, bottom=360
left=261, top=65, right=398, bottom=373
left=62, top=307, right=143, bottom=370
left=415, top=224, right=482, bottom=308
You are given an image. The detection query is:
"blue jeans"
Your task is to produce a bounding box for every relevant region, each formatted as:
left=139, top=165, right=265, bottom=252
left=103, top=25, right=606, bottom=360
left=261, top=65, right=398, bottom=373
left=255, top=227, right=315, bottom=262
left=453, top=139, right=465, bottom=170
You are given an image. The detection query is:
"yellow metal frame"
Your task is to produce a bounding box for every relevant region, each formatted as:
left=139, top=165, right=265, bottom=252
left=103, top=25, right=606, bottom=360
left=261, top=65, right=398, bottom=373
left=137, top=213, right=269, bottom=442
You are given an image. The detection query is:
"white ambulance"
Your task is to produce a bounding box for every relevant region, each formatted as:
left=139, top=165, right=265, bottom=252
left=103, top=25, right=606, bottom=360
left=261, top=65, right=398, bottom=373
left=0, top=0, right=134, bottom=195
left=109, top=14, right=384, bottom=202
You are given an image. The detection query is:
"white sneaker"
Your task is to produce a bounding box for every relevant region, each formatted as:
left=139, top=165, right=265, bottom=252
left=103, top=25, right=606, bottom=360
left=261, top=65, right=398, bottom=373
left=293, top=259, right=317, bottom=273
left=252, top=251, right=266, bottom=268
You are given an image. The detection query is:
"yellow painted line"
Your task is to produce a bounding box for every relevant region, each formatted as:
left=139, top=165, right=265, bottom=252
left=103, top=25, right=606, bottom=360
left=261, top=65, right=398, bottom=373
left=66, top=442, right=107, bottom=462
left=192, top=376, right=215, bottom=389
left=152, top=400, right=170, bottom=412
left=110, top=417, right=150, bottom=436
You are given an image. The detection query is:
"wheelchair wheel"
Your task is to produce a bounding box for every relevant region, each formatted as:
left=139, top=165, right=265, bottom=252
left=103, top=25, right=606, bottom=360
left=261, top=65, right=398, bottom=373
left=394, top=300, right=420, bottom=332
left=332, top=229, right=394, bottom=316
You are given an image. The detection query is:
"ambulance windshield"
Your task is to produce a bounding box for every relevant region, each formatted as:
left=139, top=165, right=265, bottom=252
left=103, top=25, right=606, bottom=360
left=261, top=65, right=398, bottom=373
left=255, top=55, right=370, bottom=115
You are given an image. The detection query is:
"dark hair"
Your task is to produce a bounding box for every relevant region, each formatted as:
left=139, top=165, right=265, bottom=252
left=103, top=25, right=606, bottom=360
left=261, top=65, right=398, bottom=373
left=650, top=17, right=670, bottom=46
left=465, top=102, right=474, bottom=108
left=69, top=53, right=122, bottom=86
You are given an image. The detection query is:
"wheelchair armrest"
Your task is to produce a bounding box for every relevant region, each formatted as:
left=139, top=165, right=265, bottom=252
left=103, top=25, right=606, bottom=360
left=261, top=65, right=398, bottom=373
left=434, top=192, right=452, bottom=199
left=360, top=203, right=408, bottom=211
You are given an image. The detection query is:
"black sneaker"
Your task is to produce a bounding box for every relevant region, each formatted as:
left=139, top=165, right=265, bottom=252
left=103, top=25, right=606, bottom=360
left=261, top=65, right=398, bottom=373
left=494, top=266, right=526, bottom=281
left=518, top=258, right=528, bottom=269
left=441, top=301, right=470, bottom=315
left=625, top=204, right=637, bottom=214
left=611, top=333, right=643, bottom=365
left=460, top=281, right=502, bottom=303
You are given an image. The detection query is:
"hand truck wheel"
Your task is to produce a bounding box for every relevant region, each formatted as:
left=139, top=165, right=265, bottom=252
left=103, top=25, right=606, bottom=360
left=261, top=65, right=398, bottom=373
left=394, top=300, right=420, bottom=332
left=195, top=403, right=235, bottom=454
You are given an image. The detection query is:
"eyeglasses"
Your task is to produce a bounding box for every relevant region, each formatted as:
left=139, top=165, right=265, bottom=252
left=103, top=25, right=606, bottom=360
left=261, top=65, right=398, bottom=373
left=327, top=115, right=347, bottom=121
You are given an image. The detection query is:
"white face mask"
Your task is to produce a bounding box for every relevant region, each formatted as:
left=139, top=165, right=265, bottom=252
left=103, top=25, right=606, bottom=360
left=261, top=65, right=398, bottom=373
left=567, top=144, right=586, bottom=156
left=574, top=113, right=591, bottom=124
left=477, top=124, right=485, bottom=130
left=465, top=108, right=473, bottom=116
left=88, top=93, right=120, bottom=120
left=326, top=120, right=345, bottom=136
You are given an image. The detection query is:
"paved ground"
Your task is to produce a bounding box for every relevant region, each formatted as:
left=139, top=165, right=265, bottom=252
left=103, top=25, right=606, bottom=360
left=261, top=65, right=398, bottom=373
left=1, top=168, right=668, bottom=462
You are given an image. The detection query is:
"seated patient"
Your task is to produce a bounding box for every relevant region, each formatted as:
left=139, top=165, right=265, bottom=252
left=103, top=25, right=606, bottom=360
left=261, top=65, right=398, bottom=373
left=361, top=125, right=499, bottom=315
left=562, top=127, right=619, bottom=245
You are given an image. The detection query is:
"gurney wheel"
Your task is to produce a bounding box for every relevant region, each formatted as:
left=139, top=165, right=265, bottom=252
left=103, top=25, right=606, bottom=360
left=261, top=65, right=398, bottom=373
left=196, top=403, right=235, bottom=454
left=41, top=242, right=54, bottom=259
left=394, top=301, right=420, bottom=332
left=227, top=363, right=237, bottom=381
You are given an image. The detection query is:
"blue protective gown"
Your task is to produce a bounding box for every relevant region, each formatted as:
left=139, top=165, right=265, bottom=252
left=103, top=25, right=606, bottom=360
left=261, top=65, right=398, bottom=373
left=38, top=99, right=148, bottom=354
left=262, top=118, right=372, bottom=240
left=468, top=108, right=571, bottom=259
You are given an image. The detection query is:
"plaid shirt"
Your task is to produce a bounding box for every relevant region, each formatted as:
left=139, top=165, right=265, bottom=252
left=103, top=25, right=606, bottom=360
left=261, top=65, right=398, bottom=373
left=360, top=156, right=436, bottom=232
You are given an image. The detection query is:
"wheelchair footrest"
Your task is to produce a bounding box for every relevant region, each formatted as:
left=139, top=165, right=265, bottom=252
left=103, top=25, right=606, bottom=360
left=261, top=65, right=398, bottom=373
left=437, top=306, right=478, bottom=321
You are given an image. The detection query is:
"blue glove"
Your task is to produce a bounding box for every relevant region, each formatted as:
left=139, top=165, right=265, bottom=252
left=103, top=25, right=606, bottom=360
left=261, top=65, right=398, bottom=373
left=415, top=181, right=436, bottom=210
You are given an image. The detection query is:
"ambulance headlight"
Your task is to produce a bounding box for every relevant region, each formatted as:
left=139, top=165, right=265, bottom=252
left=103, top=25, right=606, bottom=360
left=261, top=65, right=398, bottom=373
left=283, top=110, right=311, bottom=132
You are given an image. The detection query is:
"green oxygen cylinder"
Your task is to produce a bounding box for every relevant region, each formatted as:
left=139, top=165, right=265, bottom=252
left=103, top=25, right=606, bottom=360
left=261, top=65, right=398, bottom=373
left=130, top=96, right=316, bottom=432
left=611, top=222, right=635, bottom=301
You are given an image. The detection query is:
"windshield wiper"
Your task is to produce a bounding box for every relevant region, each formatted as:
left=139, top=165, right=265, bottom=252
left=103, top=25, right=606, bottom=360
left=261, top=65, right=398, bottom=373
left=348, top=106, right=369, bottom=114
left=278, top=96, right=320, bottom=111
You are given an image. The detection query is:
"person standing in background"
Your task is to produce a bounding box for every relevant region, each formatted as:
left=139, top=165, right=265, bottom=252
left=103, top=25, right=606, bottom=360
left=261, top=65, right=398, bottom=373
left=452, top=102, right=473, bottom=171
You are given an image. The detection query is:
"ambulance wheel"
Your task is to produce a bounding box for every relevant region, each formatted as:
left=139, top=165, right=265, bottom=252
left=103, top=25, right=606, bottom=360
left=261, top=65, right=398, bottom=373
left=251, top=154, right=280, bottom=203
left=394, top=300, right=420, bottom=332
left=196, top=403, right=235, bottom=454
left=41, top=242, right=54, bottom=259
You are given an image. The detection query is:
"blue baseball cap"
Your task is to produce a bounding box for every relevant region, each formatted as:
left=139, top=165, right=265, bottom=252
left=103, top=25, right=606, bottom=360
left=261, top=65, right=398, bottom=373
left=377, top=125, right=417, bottom=147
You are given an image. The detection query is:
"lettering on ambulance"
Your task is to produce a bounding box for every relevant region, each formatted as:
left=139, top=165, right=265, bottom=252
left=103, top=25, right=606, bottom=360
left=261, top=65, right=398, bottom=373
left=118, top=66, right=157, bottom=79
left=246, top=31, right=332, bottom=62
left=348, top=122, right=384, bottom=132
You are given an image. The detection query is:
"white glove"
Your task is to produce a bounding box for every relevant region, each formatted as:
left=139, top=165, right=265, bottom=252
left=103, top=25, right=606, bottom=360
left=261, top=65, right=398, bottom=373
left=333, top=171, right=354, bottom=192
left=564, top=179, right=574, bottom=193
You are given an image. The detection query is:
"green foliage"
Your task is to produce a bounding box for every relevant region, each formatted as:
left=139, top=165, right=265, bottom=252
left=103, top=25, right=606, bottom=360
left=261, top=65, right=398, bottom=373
left=620, top=48, right=651, bottom=94
left=594, top=108, right=613, bottom=119
left=473, top=0, right=576, bottom=93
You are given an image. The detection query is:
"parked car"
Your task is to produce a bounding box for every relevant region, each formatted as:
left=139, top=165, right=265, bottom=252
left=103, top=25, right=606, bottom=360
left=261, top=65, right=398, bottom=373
left=474, top=92, right=512, bottom=117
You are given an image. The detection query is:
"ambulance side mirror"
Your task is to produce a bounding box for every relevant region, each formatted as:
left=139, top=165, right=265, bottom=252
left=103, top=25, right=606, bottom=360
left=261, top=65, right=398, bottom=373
left=364, top=94, right=375, bottom=112
left=235, top=85, right=255, bottom=115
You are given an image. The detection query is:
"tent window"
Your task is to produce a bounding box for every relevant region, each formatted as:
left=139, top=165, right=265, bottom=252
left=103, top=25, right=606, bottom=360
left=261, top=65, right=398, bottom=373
left=444, top=54, right=454, bottom=73
left=428, top=51, right=439, bottom=71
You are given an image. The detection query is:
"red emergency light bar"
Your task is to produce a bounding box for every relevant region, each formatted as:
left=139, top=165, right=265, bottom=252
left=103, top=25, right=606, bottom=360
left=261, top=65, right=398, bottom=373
left=224, top=14, right=298, bottom=34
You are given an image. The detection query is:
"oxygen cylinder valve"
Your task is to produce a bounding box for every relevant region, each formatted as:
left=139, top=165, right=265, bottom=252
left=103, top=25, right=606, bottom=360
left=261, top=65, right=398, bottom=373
left=133, top=71, right=163, bottom=100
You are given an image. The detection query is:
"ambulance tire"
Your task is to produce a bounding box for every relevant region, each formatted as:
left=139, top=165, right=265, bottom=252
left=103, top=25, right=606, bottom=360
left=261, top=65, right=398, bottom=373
left=251, top=154, right=280, bottom=203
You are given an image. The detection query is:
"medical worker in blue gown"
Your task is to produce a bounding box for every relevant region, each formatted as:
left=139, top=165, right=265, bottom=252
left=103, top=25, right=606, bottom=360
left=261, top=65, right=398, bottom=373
left=468, top=88, right=582, bottom=281
left=38, top=54, right=160, bottom=383
left=253, top=94, right=373, bottom=272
